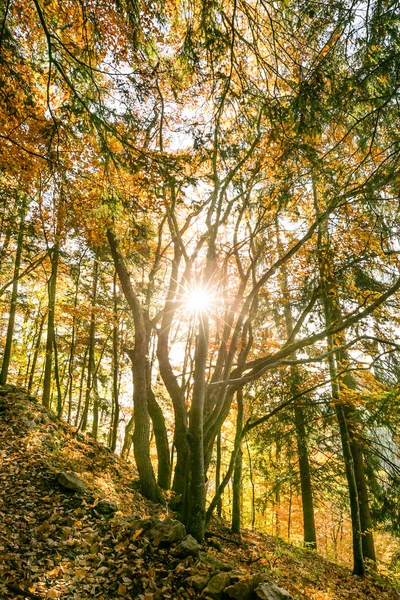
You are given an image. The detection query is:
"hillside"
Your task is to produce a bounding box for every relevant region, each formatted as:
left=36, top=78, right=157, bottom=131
left=0, top=384, right=398, bottom=600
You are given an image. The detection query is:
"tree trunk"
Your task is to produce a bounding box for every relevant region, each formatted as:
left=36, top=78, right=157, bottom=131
left=148, top=386, right=171, bottom=489
left=42, top=242, right=59, bottom=408
left=293, top=395, right=317, bottom=548
left=278, top=217, right=317, bottom=549
left=74, top=346, right=88, bottom=428
left=81, top=256, right=98, bottom=431
left=91, top=376, right=100, bottom=440
left=67, top=257, right=83, bottom=423
left=216, top=430, right=222, bottom=517
left=108, top=229, right=162, bottom=503
left=314, top=180, right=366, bottom=575
left=110, top=271, right=120, bottom=452
left=156, top=241, right=188, bottom=497
left=338, top=353, right=376, bottom=564
left=186, top=315, right=209, bottom=541
left=122, top=415, right=134, bottom=457
left=53, top=332, right=62, bottom=418
left=231, top=390, right=243, bottom=534
left=28, top=313, right=45, bottom=394
left=0, top=196, right=26, bottom=385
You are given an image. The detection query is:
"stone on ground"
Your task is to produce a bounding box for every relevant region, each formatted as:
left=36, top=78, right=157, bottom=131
left=95, top=498, right=118, bottom=515
left=224, top=573, right=265, bottom=599
left=255, top=581, right=294, bottom=600
left=147, top=518, right=186, bottom=543
left=57, top=471, right=87, bottom=494
left=201, top=572, right=231, bottom=599
left=174, top=534, right=201, bottom=557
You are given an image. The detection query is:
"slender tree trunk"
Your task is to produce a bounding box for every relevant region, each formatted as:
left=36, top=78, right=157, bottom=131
left=216, top=430, right=222, bottom=517
left=275, top=440, right=281, bottom=537
left=314, top=180, right=366, bottom=575
left=28, top=313, right=45, bottom=394
left=122, top=415, right=134, bottom=457
left=0, top=225, right=12, bottom=267
left=293, top=395, right=317, bottom=548
left=278, top=217, right=317, bottom=549
left=231, top=390, right=243, bottom=534
left=53, top=332, right=62, bottom=418
left=246, top=437, right=256, bottom=531
left=0, top=196, right=27, bottom=385
left=338, top=355, right=376, bottom=564
left=148, top=386, right=171, bottom=489
left=110, top=271, right=120, bottom=452
left=42, top=242, right=59, bottom=408
left=91, top=375, right=100, bottom=439
left=81, top=256, right=98, bottom=431
left=67, top=260, right=82, bottom=423
left=74, top=346, right=88, bottom=428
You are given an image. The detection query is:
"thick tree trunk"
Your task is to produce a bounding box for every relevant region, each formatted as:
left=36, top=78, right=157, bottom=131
left=131, top=347, right=164, bottom=502
left=186, top=315, right=209, bottom=541
left=0, top=196, right=26, bottom=385
left=156, top=242, right=188, bottom=497
left=108, top=230, right=163, bottom=503
left=42, top=242, right=59, bottom=408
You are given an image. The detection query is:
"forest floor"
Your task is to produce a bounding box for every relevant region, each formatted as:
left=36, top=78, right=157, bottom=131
left=0, top=384, right=399, bottom=600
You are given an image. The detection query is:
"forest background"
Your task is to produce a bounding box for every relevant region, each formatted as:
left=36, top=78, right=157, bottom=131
left=1, top=0, right=400, bottom=580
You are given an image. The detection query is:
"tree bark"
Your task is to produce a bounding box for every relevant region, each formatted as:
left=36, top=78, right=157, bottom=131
left=186, top=314, right=209, bottom=541
left=0, top=196, right=27, bottom=385
left=156, top=242, right=188, bottom=496
left=231, top=390, right=243, bottom=534
left=80, top=256, right=98, bottom=431
left=108, top=229, right=163, bottom=503
left=42, top=242, right=59, bottom=408
left=216, top=430, right=222, bottom=517
left=277, top=215, right=317, bottom=548
left=110, top=271, right=120, bottom=452
left=315, top=186, right=365, bottom=576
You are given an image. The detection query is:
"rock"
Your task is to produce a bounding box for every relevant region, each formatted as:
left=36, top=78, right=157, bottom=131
left=174, top=534, right=201, bottom=557
left=255, top=581, right=294, bottom=600
left=57, top=471, right=87, bottom=494
left=201, top=572, right=231, bottom=599
left=147, top=518, right=186, bottom=544
left=224, top=573, right=265, bottom=599
left=185, top=574, right=210, bottom=592
left=200, top=552, right=235, bottom=572
left=95, top=498, right=118, bottom=515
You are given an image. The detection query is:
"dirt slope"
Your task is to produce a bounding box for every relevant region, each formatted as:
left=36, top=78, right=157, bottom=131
left=0, top=384, right=399, bottom=600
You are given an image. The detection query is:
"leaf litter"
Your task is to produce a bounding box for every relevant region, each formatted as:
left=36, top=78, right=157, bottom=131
left=0, top=384, right=399, bottom=600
